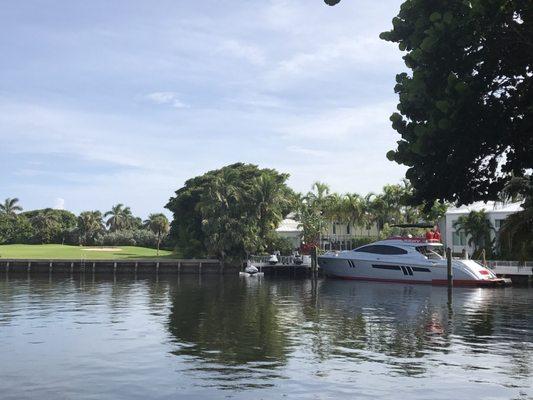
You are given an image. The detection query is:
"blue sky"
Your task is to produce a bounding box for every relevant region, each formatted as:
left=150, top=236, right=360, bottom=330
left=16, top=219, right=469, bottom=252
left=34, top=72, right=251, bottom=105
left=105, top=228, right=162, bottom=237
left=0, top=0, right=407, bottom=218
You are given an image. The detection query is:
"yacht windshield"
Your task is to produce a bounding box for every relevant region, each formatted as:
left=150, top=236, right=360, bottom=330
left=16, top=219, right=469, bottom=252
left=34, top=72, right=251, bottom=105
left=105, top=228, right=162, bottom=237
left=416, top=246, right=444, bottom=260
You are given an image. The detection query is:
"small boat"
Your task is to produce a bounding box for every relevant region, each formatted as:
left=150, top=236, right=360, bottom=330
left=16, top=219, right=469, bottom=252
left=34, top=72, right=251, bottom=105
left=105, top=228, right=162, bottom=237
left=318, top=237, right=510, bottom=287
left=239, top=264, right=264, bottom=277
left=293, top=254, right=304, bottom=265
left=268, top=254, right=279, bottom=265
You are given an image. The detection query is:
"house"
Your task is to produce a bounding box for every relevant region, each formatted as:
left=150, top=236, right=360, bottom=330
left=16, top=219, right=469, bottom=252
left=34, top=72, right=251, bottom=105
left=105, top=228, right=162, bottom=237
left=275, top=218, right=303, bottom=249
left=276, top=218, right=378, bottom=250
left=321, top=221, right=379, bottom=249
left=441, top=201, right=523, bottom=255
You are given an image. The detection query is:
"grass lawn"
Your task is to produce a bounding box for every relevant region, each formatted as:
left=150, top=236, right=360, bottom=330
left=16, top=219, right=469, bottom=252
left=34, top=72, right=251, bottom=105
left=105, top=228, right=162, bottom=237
left=0, top=244, right=176, bottom=260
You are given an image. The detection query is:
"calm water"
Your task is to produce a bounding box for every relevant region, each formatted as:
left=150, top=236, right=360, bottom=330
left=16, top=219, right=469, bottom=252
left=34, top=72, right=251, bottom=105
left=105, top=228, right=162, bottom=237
left=0, top=275, right=531, bottom=400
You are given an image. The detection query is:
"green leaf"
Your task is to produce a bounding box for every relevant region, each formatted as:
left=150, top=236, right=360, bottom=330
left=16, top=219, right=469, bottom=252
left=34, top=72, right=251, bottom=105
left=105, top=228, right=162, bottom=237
left=429, top=12, right=442, bottom=22
left=436, top=100, right=449, bottom=113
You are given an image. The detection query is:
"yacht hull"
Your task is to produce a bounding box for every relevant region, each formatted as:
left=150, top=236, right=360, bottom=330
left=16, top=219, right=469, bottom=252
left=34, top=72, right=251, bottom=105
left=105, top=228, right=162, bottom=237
left=318, top=256, right=509, bottom=287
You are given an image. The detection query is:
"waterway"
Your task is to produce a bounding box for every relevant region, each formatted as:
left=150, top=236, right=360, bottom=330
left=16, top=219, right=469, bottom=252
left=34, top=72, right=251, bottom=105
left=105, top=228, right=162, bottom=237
left=0, top=275, right=531, bottom=399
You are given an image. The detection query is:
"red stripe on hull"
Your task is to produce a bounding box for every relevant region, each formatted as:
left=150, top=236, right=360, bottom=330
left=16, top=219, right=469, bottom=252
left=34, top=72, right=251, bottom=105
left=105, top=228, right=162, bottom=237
left=331, top=275, right=508, bottom=287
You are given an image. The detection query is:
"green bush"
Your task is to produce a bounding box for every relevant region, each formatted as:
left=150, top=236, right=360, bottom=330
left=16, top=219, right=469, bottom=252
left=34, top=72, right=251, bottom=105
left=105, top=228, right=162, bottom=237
left=100, top=230, right=159, bottom=248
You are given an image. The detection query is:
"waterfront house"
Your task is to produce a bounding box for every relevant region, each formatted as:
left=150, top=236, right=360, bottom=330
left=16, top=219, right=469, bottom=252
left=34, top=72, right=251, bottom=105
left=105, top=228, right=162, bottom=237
left=441, top=201, right=523, bottom=256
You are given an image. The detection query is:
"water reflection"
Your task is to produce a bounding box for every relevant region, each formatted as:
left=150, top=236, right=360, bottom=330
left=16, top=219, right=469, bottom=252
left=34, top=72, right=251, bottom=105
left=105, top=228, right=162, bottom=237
left=167, top=276, right=290, bottom=389
left=0, top=273, right=531, bottom=399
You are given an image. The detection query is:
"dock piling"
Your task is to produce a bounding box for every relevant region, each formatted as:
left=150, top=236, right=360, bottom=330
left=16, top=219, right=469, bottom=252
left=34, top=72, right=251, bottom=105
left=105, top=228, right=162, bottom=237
left=446, top=247, right=453, bottom=287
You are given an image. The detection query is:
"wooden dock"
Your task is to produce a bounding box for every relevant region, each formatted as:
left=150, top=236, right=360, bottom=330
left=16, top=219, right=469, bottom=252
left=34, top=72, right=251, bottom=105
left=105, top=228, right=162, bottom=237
left=0, top=259, right=239, bottom=275
left=248, top=255, right=313, bottom=275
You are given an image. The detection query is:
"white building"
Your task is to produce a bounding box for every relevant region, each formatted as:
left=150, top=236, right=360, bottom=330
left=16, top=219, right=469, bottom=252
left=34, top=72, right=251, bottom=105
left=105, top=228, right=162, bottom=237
left=441, top=201, right=523, bottom=255
left=276, top=218, right=378, bottom=250
left=276, top=218, right=303, bottom=249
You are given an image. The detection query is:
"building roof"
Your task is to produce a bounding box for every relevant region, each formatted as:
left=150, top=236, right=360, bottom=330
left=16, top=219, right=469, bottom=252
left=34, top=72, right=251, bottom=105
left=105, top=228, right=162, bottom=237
left=276, top=218, right=302, bottom=232
left=446, top=201, right=523, bottom=215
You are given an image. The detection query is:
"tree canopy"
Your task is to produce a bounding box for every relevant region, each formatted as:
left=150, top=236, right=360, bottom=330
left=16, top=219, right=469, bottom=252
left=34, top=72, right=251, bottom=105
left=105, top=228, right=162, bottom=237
left=380, top=0, right=532, bottom=206
left=165, top=163, right=294, bottom=263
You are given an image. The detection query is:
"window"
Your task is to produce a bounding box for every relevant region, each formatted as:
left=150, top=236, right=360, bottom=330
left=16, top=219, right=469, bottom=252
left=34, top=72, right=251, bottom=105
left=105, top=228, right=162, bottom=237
left=355, top=245, right=408, bottom=255
left=416, top=246, right=444, bottom=260
left=332, top=224, right=336, bottom=235
left=452, top=231, right=466, bottom=246
left=346, top=224, right=351, bottom=234
left=494, top=219, right=505, bottom=230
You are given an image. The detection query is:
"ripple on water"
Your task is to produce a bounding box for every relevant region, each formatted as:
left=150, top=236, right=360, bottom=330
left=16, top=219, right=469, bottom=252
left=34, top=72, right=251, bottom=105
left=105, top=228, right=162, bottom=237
left=0, top=276, right=531, bottom=399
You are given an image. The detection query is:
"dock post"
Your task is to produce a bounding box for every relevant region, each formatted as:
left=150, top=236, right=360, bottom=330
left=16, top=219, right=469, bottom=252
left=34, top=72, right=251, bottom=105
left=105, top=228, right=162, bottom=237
left=27, top=261, right=31, bottom=272
left=311, top=246, right=318, bottom=279
left=156, top=262, right=160, bottom=274
left=113, top=262, right=117, bottom=274
left=70, top=262, right=74, bottom=273
left=92, top=262, right=96, bottom=273
left=178, top=261, right=181, bottom=273
left=49, top=261, right=53, bottom=272
left=135, top=262, right=138, bottom=274
left=199, top=262, right=202, bottom=275
left=446, top=247, right=453, bottom=287
left=6, top=261, right=9, bottom=273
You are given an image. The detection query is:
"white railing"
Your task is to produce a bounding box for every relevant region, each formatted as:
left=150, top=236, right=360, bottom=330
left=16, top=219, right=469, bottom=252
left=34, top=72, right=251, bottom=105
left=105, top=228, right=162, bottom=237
left=249, top=255, right=311, bottom=267
left=478, top=260, right=533, bottom=276
left=478, top=260, right=533, bottom=268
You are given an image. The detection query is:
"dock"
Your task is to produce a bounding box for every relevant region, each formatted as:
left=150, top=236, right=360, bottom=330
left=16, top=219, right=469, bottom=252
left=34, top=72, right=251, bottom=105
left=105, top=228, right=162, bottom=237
left=248, top=255, right=313, bottom=275
left=485, top=260, right=533, bottom=285
left=0, top=259, right=239, bottom=275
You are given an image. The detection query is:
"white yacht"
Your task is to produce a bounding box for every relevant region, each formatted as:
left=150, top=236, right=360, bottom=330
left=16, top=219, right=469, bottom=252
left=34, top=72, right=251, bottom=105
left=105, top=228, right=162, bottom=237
left=318, top=237, right=509, bottom=286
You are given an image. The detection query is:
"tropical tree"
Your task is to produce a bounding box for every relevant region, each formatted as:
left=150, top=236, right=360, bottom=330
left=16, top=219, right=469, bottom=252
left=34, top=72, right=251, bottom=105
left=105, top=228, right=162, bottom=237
left=342, top=193, right=365, bottom=230
left=166, top=163, right=293, bottom=263
left=324, top=193, right=345, bottom=234
left=499, top=175, right=533, bottom=261
left=381, top=0, right=532, bottom=206
left=0, top=214, right=33, bottom=244
left=295, top=182, right=332, bottom=248
left=144, top=213, right=170, bottom=255
left=0, top=198, right=22, bottom=216
left=30, top=212, right=62, bottom=244
left=78, top=211, right=105, bottom=245
left=104, top=204, right=134, bottom=232
left=249, top=174, right=292, bottom=251
left=21, top=208, right=77, bottom=244
left=453, top=210, right=494, bottom=257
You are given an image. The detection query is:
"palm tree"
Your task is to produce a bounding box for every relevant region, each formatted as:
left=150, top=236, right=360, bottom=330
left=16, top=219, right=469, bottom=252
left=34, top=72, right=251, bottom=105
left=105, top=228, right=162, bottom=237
left=364, top=193, right=387, bottom=237
left=453, top=210, right=495, bottom=257
left=323, top=193, right=345, bottom=248
left=78, top=211, right=104, bottom=245
left=144, top=213, right=170, bottom=256
left=309, top=181, right=330, bottom=206
left=0, top=198, right=22, bottom=216
left=104, top=204, right=133, bottom=232
left=250, top=174, right=290, bottom=246
left=499, top=175, right=533, bottom=260
left=343, top=193, right=365, bottom=229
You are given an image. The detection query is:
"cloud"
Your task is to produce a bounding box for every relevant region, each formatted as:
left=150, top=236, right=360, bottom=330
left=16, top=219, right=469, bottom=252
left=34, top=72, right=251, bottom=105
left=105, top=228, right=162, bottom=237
left=53, top=197, right=65, bottom=210
left=287, top=146, right=329, bottom=157
left=145, top=92, right=188, bottom=109
left=0, top=0, right=409, bottom=217
left=219, top=40, right=265, bottom=66
left=265, top=36, right=401, bottom=89
left=279, top=102, right=396, bottom=140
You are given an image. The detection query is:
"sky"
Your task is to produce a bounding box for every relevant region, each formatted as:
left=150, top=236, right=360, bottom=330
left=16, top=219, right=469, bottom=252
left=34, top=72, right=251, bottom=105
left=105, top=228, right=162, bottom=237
left=0, top=0, right=407, bottom=218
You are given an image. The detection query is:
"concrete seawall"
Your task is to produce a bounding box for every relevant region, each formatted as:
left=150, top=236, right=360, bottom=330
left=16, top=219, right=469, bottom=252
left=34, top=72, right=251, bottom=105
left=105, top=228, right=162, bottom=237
left=0, top=259, right=239, bottom=275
